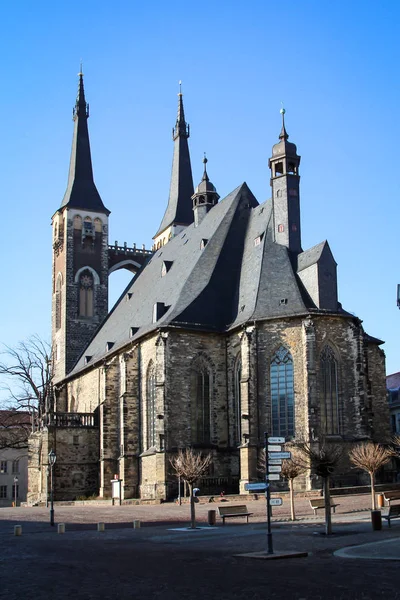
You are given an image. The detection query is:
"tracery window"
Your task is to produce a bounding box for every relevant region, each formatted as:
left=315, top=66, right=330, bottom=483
left=79, top=269, right=94, bottom=317
left=191, top=357, right=212, bottom=444
left=234, top=357, right=242, bottom=446
left=270, top=346, right=294, bottom=438
left=320, top=346, right=340, bottom=434
left=146, top=363, right=156, bottom=448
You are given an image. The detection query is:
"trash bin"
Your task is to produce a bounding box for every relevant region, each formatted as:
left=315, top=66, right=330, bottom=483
left=371, top=509, right=382, bottom=531
left=208, top=509, right=216, bottom=526
left=377, top=493, right=384, bottom=508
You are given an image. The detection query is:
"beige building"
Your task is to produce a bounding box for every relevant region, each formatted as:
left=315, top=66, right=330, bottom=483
left=28, top=76, right=390, bottom=503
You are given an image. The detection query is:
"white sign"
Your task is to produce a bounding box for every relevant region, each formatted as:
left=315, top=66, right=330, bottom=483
left=270, top=498, right=283, bottom=506
left=268, top=458, right=282, bottom=465
left=268, top=437, right=285, bottom=444
left=267, top=474, right=280, bottom=481
left=267, top=445, right=282, bottom=452
left=268, top=451, right=291, bottom=460
left=245, top=482, right=267, bottom=491
left=268, top=465, right=282, bottom=473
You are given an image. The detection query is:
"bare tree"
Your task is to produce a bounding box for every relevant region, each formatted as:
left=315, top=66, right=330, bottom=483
left=295, top=439, right=344, bottom=535
left=349, top=442, right=394, bottom=510
left=170, top=448, right=212, bottom=529
left=281, top=450, right=306, bottom=521
left=0, top=335, right=52, bottom=448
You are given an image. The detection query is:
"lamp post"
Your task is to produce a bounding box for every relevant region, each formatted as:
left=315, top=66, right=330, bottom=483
left=48, top=449, right=56, bottom=526
left=13, top=476, right=18, bottom=507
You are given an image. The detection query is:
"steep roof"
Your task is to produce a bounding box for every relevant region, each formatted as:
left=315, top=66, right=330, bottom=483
left=71, top=180, right=343, bottom=376
left=387, top=372, right=400, bottom=390
left=154, top=93, right=194, bottom=237
left=60, top=74, right=110, bottom=215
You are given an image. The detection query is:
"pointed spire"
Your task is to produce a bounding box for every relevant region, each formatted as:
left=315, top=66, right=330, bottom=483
left=60, top=72, right=109, bottom=214
left=279, top=106, right=289, bottom=141
left=154, top=85, right=194, bottom=239
left=202, top=153, right=209, bottom=181
left=173, top=82, right=190, bottom=140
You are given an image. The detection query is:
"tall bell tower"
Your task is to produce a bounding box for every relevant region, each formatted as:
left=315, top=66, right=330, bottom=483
left=269, top=108, right=302, bottom=254
left=52, top=72, right=110, bottom=382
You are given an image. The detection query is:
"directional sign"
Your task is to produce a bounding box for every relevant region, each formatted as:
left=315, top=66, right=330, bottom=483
left=267, top=473, right=280, bottom=481
left=269, top=498, right=283, bottom=506
left=268, top=437, right=285, bottom=444
left=268, top=445, right=282, bottom=452
left=268, top=458, right=282, bottom=465
left=268, top=451, right=291, bottom=460
left=268, top=465, right=282, bottom=473
left=245, top=482, right=267, bottom=491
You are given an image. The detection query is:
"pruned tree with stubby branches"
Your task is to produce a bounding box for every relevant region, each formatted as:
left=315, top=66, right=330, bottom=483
left=294, top=439, right=344, bottom=535
left=170, top=448, right=212, bottom=529
left=280, top=451, right=306, bottom=521
left=0, top=335, right=52, bottom=449
left=349, top=442, right=394, bottom=510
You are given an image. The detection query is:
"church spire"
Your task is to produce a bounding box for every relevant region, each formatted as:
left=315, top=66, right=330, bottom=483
left=60, top=72, right=109, bottom=214
left=153, top=84, right=194, bottom=243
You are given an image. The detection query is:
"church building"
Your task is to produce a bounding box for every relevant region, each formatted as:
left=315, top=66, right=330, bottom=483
left=28, top=74, right=390, bottom=502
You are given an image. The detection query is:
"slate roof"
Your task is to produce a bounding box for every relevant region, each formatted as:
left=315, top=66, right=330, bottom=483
left=70, top=180, right=348, bottom=376
left=60, top=74, right=110, bottom=215
left=387, top=372, right=400, bottom=390
left=297, top=241, right=337, bottom=272
left=154, top=94, right=194, bottom=237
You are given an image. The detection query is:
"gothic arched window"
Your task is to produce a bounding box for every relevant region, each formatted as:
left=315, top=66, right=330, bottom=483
left=270, top=346, right=295, bottom=438
left=234, top=357, right=242, bottom=446
left=79, top=269, right=94, bottom=317
left=320, top=346, right=340, bottom=434
left=191, top=357, right=212, bottom=444
left=55, top=274, right=62, bottom=330
left=146, top=363, right=156, bottom=448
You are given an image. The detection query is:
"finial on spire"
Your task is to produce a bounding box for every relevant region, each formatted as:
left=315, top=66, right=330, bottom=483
left=202, top=153, right=209, bottom=181
left=279, top=103, right=289, bottom=141
left=178, top=80, right=182, bottom=95
left=78, top=60, right=83, bottom=76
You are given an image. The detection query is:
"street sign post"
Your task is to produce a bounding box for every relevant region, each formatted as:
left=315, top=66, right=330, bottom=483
left=268, top=451, right=291, bottom=460
left=267, top=445, right=282, bottom=452
left=269, top=498, right=283, bottom=506
left=268, top=465, right=282, bottom=473
left=268, top=437, right=285, bottom=444
left=245, top=482, right=267, bottom=491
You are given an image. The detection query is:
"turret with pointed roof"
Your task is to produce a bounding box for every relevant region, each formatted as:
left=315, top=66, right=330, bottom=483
left=153, top=86, right=194, bottom=246
left=61, top=72, right=110, bottom=215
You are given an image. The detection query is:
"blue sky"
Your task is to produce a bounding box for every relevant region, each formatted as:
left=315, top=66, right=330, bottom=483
left=0, top=0, right=399, bottom=375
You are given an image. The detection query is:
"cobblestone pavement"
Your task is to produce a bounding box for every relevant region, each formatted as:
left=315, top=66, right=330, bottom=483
left=2, top=494, right=400, bottom=600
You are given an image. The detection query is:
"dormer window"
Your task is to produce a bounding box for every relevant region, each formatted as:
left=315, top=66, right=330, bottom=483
left=161, top=261, right=173, bottom=277
left=106, top=342, right=114, bottom=352
left=84, top=355, right=92, bottom=365
left=254, top=233, right=264, bottom=246
left=200, top=239, right=208, bottom=249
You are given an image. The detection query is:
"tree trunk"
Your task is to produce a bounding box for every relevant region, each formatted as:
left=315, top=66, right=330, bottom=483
left=189, top=483, right=196, bottom=529
left=323, top=475, right=332, bottom=535
left=289, top=478, right=295, bottom=521
left=370, top=472, right=376, bottom=510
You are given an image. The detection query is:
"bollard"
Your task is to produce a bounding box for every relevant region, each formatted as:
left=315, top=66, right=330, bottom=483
left=208, top=510, right=216, bottom=526
left=133, top=520, right=141, bottom=529
left=14, top=525, right=22, bottom=536
left=97, top=522, right=105, bottom=532
left=371, top=510, right=382, bottom=531
left=58, top=523, right=65, bottom=534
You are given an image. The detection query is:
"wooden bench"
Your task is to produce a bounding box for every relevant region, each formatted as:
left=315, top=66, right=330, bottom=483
left=309, top=498, right=339, bottom=516
left=218, top=505, right=252, bottom=524
left=382, top=491, right=400, bottom=506
left=383, top=504, right=400, bottom=527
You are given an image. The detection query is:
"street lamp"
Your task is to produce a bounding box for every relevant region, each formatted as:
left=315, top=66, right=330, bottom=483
left=48, top=449, right=56, bottom=526
left=13, top=476, right=18, bottom=507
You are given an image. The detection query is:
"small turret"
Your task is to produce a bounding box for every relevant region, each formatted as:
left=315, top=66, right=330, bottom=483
left=192, top=155, right=219, bottom=227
